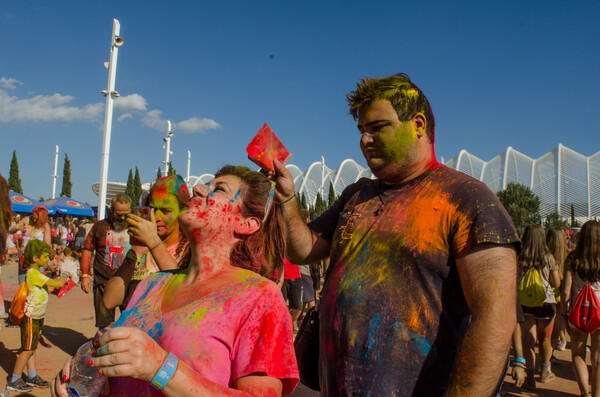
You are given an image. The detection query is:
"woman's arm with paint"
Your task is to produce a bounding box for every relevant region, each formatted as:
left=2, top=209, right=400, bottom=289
left=445, top=243, right=518, bottom=397
left=91, top=327, right=283, bottom=397
left=103, top=250, right=140, bottom=310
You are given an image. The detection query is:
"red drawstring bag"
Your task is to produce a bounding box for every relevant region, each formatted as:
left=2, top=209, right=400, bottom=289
left=10, top=281, right=29, bottom=325
left=569, top=284, right=600, bottom=334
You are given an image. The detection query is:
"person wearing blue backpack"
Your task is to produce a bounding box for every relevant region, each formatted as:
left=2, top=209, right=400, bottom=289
left=561, top=220, right=600, bottom=397
left=518, top=224, right=561, bottom=391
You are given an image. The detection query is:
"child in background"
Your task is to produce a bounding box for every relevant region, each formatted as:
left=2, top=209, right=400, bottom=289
left=6, top=239, right=70, bottom=392
left=59, top=247, right=80, bottom=284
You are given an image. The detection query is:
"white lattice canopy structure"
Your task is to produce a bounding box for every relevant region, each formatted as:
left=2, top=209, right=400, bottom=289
left=182, top=144, right=599, bottom=220
left=445, top=144, right=600, bottom=220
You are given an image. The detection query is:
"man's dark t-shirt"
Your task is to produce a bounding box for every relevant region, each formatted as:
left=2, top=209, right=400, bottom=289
left=309, top=164, right=519, bottom=396
left=82, top=219, right=131, bottom=286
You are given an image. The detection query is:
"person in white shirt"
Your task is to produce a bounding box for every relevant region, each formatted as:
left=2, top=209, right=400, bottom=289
left=58, top=247, right=80, bottom=284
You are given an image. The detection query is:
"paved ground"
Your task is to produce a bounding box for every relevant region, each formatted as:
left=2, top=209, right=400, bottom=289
left=0, top=259, right=590, bottom=396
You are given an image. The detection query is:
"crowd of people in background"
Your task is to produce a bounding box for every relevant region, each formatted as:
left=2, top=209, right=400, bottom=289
left=1, top=73, right=599, bottom=397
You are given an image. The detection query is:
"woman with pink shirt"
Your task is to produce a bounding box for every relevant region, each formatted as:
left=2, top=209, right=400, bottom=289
left=54, top=166, right=299, bottom=396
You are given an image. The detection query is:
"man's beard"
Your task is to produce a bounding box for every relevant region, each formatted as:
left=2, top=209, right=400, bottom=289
left=112, top=219, right=129, bottom=232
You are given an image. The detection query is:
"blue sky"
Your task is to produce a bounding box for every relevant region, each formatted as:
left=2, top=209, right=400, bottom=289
left=1, top=1, right=599, bottom=205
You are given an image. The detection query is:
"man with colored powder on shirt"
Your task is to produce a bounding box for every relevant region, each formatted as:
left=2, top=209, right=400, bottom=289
left=271, top=73, right=519, bottom=396
left=80, top=193, right=132, bottom=329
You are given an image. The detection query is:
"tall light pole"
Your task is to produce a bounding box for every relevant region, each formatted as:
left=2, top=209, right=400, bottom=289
left=163, top=120, right=174, bottom=177
left=51, top=145, right=59, bottom=199
left=98, top=19, right=124, bottom=220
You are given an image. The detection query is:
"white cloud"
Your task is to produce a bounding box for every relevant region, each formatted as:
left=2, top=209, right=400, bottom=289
left=141, top=109, right=220, bottom=134
left=175, top=117, right=221, bottom=133
left=117, top=113, right=134, bottom=122
left=0, top=77, right=22, bottom=90
left=141, top=109, right=168, bottom=131
left=114, top=93, right=147, bottom=112
left=0, top=89, right=103, bottom=123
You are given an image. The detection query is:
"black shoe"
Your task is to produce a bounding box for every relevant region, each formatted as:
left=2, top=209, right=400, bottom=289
left=6, top=377, right=33, bottom=392
left=25, top=374, right=50, bottom=388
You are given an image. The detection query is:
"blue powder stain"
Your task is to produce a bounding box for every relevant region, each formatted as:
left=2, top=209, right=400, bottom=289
left=407, top=330, right=432, bottom=355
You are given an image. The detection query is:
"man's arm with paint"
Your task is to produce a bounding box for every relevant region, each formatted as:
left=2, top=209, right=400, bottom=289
left=445, top=243, right=517, bottom=397
left=272, top=159, right=331, bottom=264
left=80, top=249, right=93, bottom=294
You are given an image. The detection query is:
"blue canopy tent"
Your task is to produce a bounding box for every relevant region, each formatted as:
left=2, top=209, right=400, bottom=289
left=9, top=191, right=56, bottom=214
left=44, top=196, right=95, bottom=217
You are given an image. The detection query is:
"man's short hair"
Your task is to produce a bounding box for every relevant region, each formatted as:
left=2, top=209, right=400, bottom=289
left=346, top=73, right=435, bottom=143
left=24, top=239, right=51, bottom=266
left=111, top=193, right=132, bottom=208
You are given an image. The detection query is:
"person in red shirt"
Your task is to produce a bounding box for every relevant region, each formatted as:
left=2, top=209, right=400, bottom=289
left=282, top=257, right=302, bottom=333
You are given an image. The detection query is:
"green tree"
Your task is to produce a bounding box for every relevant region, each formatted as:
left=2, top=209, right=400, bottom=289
left=8, top=150, right=23, bottom=193
left=156, top=166, right=163, bottom=181
left=496, top=182, right=541, bottom=235
left=125, top=169, right=135, bottom=203
left=168, top=161, right=176, bottom=177
left=60, top=153, right=72, bottom=197
left=312, top=191, right=327, bottom=216
left=543, top=210, right=568, bottom=230
left=39, top=196, right=45, bottom=202
left=570, top=204, right=581, bottom=227
left=299, top=192, right=308, bottom=211
left=133, top=167, right=143, bottom=205
left=327, top=182, right=336, bottom=207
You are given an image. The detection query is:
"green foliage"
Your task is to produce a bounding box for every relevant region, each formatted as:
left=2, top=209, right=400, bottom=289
left=496, top=182, right=541, bottom=235
left=60, top=153, right=72, bottom=197
left=543, top=210, right=568, bottom=230
left=125, top=169, right=135, bottom=203
left=312, top=191, right=328, bottom=216
left=8, top=150, right=23, bottom=193
left=168, top=161, right=176, bottom=177
left=299, top=192, right=308, bottom=211
left=570, top=204, right=580, bottom=227
left=327, top=182, right=337, bottom=207
left=39, top=196, right=45, bottom=201
left=133, top=167, right=143, bottom=205
left=156, top=166, right=162, bottom=181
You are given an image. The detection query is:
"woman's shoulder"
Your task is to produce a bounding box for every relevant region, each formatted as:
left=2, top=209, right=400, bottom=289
left=230, top=268, right=282, bottom=298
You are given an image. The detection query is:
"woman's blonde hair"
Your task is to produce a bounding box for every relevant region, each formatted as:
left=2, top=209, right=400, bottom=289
left=566, top=221, right=600, bottom=282
left=546, top=227, right=568, bottom=277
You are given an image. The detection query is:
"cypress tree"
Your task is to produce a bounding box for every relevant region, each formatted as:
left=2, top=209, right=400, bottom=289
left=8, top=150, right=23, bottom=193
left=571, top=204, right=580, bottom=227
left=300, top=192, right=308, bottom=210
left=156, top=166, right=163, bottom=181
left=60, top=153, right=72, bottom=197
left=133, top=167, right=143, bottom=205
left=168, top=161, right=176, bottom=176
left=313, top=191, right=327, bottom=216
left=327, top=182, right=336, bottom=207
left=125, top=169, right=135, bottom=203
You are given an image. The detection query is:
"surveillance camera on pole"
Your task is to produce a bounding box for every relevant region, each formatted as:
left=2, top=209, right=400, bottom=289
left=98, top=19, right=124, bottom=220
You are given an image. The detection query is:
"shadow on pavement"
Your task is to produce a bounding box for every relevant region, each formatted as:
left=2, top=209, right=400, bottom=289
left=42, top=325, right=90, bottom=357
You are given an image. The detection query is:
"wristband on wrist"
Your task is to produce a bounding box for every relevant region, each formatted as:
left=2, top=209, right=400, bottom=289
left=126, top=249, right=143, bottom=263
left=149, top=241, right=163, bottom=252
left=151, top=352, right=178, bottom=390
left=514, top=357, right=526, bottom=365
left=282, top=194, right=296, bottom=205
left=81, top=274, right=91, bottom=278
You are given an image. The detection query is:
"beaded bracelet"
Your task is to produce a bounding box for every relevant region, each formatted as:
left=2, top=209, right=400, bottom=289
left=150, top=353, right=178, bottom=390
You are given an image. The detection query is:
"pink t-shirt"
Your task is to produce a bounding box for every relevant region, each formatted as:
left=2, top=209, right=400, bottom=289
left=108, top=268, right=299, bottom=396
